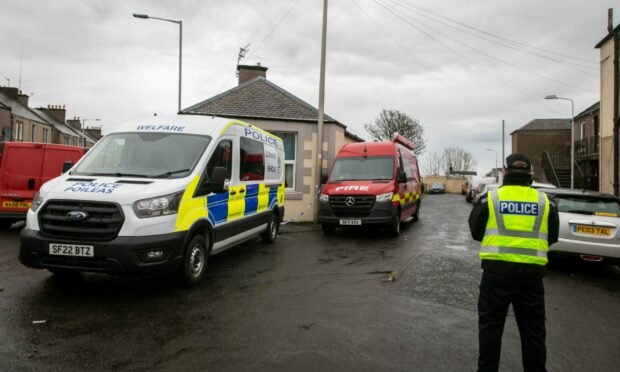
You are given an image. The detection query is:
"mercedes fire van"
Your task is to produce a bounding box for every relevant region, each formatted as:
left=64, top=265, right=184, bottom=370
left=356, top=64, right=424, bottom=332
left=317, top=134, right=421, bottom=236
left=19, top=115, right=285, bottom=285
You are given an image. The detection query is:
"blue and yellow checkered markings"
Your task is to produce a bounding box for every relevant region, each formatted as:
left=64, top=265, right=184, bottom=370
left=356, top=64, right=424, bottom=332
left=244, top=184, right=259, bottom=216
left=207, top=192, right=228, bottom=225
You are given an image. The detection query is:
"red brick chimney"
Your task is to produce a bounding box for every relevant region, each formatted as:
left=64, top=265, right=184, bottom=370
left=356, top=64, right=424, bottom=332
left=237, top=63, right=268, bottom=85
left=40, top=105, right=67, bottom=123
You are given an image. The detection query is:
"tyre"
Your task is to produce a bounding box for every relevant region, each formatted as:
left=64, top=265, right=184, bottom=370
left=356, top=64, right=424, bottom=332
left=177, top=234, right=209, bottom=286
left=388, top=213, right=401, bottom=237
left=413, top=201, right=420, bottom=222
left=321, top=223, right=336, bottom=235
left=261, top=212, right=279, bottom=244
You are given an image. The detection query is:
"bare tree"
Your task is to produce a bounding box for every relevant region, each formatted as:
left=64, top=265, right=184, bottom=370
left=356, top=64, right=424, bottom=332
left=441, top=147, right=478, bottom=174
left=420, top=151, right=445, bottom=176
left=364, top=109, right=426, bottom=156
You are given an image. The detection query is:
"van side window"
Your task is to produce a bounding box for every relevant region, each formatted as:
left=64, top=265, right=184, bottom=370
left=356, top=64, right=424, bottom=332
left=206, top=140, right=232, bottom=180
left=239, top=137, right=265, bottom=181
left=402, top=158, right=413, bottom=180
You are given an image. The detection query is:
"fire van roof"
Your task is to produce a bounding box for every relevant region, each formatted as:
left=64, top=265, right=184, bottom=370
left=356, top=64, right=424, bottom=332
left=337, top=141, right=400, bottom=157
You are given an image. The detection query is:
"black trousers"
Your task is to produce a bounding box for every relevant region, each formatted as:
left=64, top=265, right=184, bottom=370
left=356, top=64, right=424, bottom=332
left=478, top=270, right=546, bottom=372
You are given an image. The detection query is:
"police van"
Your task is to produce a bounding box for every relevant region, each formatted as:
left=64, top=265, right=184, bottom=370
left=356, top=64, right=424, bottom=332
left=19, top=115, right=285, bottom=285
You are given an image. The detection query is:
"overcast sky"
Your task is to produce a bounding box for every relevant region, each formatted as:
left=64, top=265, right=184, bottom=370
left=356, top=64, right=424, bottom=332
left=0, top=0, right=616, bottom=175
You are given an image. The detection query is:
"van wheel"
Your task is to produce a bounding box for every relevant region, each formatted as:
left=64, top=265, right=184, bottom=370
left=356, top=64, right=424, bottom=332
left=261, top=212, right=279, bottom=244
left=177, top=234, right=208, bottom=286
left=389, top=213, right=401, bottom=237
left=322, top=223, right=336, bottom=235
left=413, top=201, right=421, bottom=222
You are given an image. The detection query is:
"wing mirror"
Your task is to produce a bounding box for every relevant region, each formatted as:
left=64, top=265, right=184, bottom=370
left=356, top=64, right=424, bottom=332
left=206, top=166, right=229, bottom=194
left=62, top=161, right=74, bottom=174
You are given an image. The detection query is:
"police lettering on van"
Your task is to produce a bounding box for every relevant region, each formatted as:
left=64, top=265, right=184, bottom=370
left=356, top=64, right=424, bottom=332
left=19, top=116, right=285, bottom=286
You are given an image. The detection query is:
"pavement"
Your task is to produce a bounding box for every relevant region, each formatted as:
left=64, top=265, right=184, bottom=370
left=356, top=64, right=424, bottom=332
left=0, top=194, right=619, bottom=371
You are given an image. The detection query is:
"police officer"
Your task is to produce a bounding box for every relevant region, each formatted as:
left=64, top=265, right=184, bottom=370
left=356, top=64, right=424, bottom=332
left=468, top=153, right=559, bottom=372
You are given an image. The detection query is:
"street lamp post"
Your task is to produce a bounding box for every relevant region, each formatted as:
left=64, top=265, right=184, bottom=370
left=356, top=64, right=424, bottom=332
left=82, top=118, right=100, bottom=147
left=545, top=95, right=575, bottom=188
left=487, top=148, right=498, bottom=182
left=133, top=13, right=183, bottom=113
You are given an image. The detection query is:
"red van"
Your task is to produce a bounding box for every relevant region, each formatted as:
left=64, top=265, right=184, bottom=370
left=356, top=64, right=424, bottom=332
left=0, top=142, right=85, bottom=226
left=318, top=134, right=421, bottom=236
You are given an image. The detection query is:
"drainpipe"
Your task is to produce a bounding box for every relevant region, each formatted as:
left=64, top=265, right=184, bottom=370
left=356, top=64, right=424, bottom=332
left=614, top=31, right=619, bottom=196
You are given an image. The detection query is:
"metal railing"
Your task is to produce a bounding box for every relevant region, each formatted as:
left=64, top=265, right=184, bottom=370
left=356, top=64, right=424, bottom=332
left=574, top=136, right=599, bottom=160
left=542, top=151, right=561, bottom=187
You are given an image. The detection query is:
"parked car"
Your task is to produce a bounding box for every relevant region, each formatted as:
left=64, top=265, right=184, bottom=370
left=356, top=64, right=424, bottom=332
left=540, top=188, right=620, bottom=265
left=428, top=183, right=445, bottom=194
left=473, top=183, right=500, bottom=204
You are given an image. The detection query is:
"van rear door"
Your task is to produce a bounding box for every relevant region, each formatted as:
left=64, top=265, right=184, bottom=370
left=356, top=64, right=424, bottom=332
left=0, top=143, right=44, bottom=212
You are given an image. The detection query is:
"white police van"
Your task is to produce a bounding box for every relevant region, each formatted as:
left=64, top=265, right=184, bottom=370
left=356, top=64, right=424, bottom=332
left=19, top=115, right=285, bottom=285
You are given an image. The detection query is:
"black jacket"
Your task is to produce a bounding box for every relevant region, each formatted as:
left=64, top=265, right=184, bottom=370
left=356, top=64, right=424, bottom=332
left=468, top=174, right=559, bottom=279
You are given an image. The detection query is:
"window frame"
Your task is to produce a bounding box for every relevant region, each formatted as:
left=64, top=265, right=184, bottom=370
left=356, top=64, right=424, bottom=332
left=270, top=131, right=296, bottom=190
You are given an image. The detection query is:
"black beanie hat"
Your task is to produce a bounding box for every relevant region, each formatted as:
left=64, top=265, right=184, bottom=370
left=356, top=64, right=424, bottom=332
left=504, top=153, right=532, bottom=173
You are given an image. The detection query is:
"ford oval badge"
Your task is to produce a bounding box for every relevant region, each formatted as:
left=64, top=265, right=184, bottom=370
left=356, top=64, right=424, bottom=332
left=66, top=211, right=88, bottom=221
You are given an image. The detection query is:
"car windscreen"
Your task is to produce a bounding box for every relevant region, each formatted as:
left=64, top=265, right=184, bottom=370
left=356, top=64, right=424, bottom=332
left=551, top=195, right=620, bottom=216
left=330, top=156, right=394, bottom=181
left=72, top=132, right=211, bottom=178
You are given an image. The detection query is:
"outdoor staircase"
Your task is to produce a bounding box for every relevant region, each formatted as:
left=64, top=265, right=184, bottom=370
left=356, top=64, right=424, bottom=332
left=550, top=168, right=571, bottom=188
left=542, top=151, right=571, bottom=188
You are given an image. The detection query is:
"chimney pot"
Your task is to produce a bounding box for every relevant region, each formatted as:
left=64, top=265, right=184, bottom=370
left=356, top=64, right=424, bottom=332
left=609, top=8, right=614, bottom=33
left=236, top=64, right=268, bottom=85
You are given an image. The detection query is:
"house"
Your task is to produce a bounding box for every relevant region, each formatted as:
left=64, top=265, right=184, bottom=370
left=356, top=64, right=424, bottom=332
left=0, top=86, right=101, bottom=147
left=573, top=102, right=600, bottom=190
left=511, top=119, right=571, bottom=183
left=181, top=64, right=363, bottom=222
left=595, top=10, right=620, bottom=196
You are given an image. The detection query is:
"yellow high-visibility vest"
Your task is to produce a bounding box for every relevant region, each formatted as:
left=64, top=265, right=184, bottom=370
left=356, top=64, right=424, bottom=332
left=480, top=185, right=550, bottom=265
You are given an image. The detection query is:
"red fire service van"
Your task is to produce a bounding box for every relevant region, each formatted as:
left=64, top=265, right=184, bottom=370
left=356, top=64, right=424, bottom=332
left=0, top=142, right=85, bottom=226
left=318, top=134, right=421, bottom=236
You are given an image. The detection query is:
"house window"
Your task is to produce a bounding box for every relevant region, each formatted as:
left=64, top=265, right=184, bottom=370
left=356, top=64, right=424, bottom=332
left=43, top=128, right=49, bottom=143
left=580, top=121, right=586, bottom=140
left=270, top=132, right=296, bottom=190
left=31, top=124, right=36, bottom=142
left=62, top=136, right=69, bottom=145
left=15, top=120, right=23, bottom=141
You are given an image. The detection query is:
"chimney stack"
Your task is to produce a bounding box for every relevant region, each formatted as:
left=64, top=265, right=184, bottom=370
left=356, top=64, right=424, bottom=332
left=609, top=8, right=614, bottom=33
left=0, top=87, right=18, bottom=100
left=40, top=105, right=67, bottom=123
left=17, top=92, right=29, bottom=107
left=237, top=63, right=268, bottom=85
left=66, top=116, right=82, bottom=131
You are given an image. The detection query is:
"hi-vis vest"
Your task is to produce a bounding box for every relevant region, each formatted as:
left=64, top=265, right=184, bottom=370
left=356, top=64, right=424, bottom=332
left=480, top=186, right=550, bottom=265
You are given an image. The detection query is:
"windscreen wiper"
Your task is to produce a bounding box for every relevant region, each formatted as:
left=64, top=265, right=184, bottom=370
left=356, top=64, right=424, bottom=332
left=152, top=169, right=191, bottom=178
left=90, top=172, right=150, bottom=178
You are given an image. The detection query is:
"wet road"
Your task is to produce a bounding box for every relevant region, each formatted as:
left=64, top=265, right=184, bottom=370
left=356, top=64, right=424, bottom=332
left=1, top=194, right=619, bottom=371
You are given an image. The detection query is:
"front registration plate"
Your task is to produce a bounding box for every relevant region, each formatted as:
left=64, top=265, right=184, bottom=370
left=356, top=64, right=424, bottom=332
left=49, top=243, right=94, bottom=257
left=2, top=201, right=31, bottom=209
left=574, top=225, right=611, bottom=236
left=340, top=219, right=361, bottom=226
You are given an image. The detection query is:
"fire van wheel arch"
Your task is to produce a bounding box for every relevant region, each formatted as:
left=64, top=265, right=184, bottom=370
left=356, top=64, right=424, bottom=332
left=177, top=234, right=209, bottom=286
left=388, top=209, right=401, bottom=237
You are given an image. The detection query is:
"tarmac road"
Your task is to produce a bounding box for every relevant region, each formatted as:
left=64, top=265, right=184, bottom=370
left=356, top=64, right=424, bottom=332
left=1, top=194, right=619, bottom=371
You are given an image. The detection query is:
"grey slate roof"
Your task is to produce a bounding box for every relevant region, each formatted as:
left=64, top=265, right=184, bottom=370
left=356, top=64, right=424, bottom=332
left=181, top=76, right=340, bottom=125
left=511, top=119, right=571, bottom=134
left=0, top=92, right=47, bottom=123
left=574, top=101, right=599, bottom=121
left=32, top=108, right=80, bottom=138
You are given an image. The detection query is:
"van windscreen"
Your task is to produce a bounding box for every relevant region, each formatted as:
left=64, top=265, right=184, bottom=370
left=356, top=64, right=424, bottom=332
left=330, top=156, right=394, bottom=181
left=72, top=132, right=211, bottom=178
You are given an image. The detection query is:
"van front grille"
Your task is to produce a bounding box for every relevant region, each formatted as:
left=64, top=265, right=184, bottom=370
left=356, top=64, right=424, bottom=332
left=39, top=200, right=124, bottom=241
left=329, top=195, right=375, bottom=216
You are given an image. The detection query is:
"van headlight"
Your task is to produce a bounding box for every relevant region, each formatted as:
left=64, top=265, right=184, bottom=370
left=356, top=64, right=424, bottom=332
left=319, top=194, right=329, bottom=202
left=133, top=192, right=183, bottom=218
left=376, top=192, right=393, bottom=202
left=31, top=192, right=44, bottom=212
